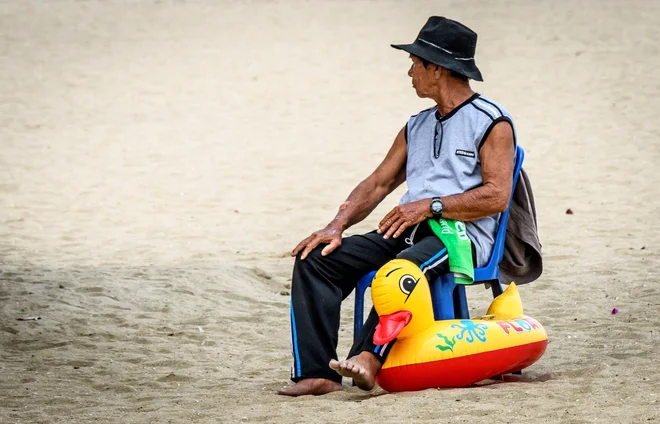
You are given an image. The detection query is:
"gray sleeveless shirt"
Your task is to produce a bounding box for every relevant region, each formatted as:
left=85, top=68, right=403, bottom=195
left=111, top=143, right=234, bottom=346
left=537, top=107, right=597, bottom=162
left=400, top=93, right=516, bottom=267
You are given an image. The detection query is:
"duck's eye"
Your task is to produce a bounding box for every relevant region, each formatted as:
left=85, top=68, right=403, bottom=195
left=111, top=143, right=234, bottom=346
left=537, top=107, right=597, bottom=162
left=399, top=274, right=418, bottom=296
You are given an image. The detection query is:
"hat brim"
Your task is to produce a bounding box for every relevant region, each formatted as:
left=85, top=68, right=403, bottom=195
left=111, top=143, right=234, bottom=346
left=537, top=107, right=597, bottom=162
left=391, top=43, right=483, bottom=82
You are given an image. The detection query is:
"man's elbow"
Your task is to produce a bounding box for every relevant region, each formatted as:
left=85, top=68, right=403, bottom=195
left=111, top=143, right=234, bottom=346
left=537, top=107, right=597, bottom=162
left=493, top=201, right=508, bottom=214
left=491, top=188, right=511, bottom=214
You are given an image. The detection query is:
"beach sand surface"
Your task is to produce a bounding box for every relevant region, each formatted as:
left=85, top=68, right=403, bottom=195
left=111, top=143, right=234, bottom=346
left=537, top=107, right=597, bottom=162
left=1, top=0, right=659, bottom=422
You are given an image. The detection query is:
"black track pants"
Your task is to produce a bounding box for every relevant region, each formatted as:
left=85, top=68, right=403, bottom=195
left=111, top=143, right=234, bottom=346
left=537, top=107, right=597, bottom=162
left=288, top=222, right=455, bottom=383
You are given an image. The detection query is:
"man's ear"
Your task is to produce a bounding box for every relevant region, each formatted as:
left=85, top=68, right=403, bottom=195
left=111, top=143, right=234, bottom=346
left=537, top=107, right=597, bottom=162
left=433, top=65, right=444, bottom=79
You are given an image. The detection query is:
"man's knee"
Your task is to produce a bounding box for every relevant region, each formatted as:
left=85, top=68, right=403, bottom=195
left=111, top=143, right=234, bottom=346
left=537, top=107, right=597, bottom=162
left=394, top=250, right=420, bottom=265
left=294, top=244, right=326, bottom=268
left=293, top=244, right=333, bottom=287
left=395, top=250, right=449, bottom=281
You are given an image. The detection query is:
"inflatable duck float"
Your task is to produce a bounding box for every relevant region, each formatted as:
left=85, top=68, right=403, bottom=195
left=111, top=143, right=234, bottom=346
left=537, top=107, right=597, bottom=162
left=371, top=259, right=547, bottom=392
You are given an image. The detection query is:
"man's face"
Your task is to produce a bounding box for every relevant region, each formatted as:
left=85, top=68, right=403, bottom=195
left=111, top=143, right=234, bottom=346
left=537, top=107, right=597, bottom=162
left=408, top=55, right=437, bottom=98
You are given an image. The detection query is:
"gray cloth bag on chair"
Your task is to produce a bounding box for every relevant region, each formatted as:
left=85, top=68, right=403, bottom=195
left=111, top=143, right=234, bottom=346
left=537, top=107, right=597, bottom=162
left=500, top=168, right=543, bottom=285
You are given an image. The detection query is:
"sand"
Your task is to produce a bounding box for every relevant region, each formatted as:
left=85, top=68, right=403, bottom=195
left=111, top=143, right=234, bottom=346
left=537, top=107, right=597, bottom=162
left=1, top=0, right=659, bottom=422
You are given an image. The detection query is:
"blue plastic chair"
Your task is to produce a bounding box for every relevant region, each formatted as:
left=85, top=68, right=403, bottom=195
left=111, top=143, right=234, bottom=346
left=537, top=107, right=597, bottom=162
left=353, top=145, right=525, bottom=343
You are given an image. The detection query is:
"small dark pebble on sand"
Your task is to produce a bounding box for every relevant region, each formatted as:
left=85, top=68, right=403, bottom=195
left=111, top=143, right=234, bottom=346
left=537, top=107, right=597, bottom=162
left=566, top=208, right=574, bottom=215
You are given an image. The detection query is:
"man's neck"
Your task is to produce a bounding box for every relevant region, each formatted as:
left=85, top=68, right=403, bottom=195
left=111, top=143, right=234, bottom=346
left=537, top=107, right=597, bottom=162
left=431, top=83, right=475, bottom=117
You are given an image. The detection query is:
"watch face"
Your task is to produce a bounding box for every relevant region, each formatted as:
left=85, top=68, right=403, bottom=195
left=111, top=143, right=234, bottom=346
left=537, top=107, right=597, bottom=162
left=431, top=200, right=443, bottom=214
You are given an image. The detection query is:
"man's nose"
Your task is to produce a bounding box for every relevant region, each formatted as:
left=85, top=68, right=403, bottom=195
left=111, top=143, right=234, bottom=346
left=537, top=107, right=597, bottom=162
left=408, top=65, right=413, bottom=77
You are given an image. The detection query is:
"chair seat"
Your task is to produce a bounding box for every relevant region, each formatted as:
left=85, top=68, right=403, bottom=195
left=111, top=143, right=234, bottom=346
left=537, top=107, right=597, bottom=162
left=474, top=265, right=498, bottom=282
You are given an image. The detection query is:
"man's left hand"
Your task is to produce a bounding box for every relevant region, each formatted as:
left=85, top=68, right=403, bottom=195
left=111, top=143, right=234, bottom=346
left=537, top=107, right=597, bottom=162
left=378, top=199, right=432, bottom=239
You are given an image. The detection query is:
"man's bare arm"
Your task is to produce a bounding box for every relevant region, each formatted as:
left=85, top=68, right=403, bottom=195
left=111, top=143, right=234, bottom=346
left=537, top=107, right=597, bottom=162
left=292, top=126, right=407, bottom=259
left=440, top=121, right=514, bottom=221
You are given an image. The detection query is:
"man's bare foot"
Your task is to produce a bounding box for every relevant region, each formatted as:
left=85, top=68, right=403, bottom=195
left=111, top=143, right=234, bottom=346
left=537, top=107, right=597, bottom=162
left=329, top=351, right=381, bottom=391
left=277, top=378, right=342, bottom=397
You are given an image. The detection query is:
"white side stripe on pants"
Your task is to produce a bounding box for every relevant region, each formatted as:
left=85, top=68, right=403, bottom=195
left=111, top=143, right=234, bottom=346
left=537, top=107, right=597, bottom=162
left=421, top=253, right=449, bottom=274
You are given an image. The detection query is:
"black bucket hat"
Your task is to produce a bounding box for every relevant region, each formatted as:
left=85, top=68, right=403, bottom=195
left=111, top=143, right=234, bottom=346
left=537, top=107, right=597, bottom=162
left=391, top=16, right=483, bottom=81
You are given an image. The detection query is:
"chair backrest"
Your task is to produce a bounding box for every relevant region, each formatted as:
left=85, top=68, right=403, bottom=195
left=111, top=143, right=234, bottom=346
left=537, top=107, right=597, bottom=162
left=473, top=145, right=525, bottom=281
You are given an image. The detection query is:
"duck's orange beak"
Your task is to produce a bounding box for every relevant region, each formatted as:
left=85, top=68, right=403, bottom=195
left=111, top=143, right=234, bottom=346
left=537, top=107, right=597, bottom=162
left=373, top=311, right=412, bottom=345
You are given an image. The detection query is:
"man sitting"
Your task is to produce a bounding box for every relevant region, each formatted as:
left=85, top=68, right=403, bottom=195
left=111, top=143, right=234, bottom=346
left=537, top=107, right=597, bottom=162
left=279, top=16, right=516, bottom=396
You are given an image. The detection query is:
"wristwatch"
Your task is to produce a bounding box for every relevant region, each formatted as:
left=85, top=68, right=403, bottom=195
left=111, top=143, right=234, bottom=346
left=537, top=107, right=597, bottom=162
left=430, top=197, right=444, bottom=217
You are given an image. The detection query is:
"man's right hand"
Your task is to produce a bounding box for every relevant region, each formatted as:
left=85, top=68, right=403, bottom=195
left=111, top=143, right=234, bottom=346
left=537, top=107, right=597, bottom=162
left=292, top=223, right=343, bottom=260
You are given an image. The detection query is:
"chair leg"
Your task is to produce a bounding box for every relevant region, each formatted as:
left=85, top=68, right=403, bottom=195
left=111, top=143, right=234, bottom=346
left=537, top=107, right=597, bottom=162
left=453, top=284, right=470, bottom=319
left=431, top=274, right=456, bottom=320
left=490, top=279, right=504, bottom=298
left=353, top=271, right=376, bottom=343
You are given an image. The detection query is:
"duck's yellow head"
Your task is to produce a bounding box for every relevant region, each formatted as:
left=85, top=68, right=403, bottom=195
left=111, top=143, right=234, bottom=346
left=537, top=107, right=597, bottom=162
left=371, top=259, right=435, bottom=344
